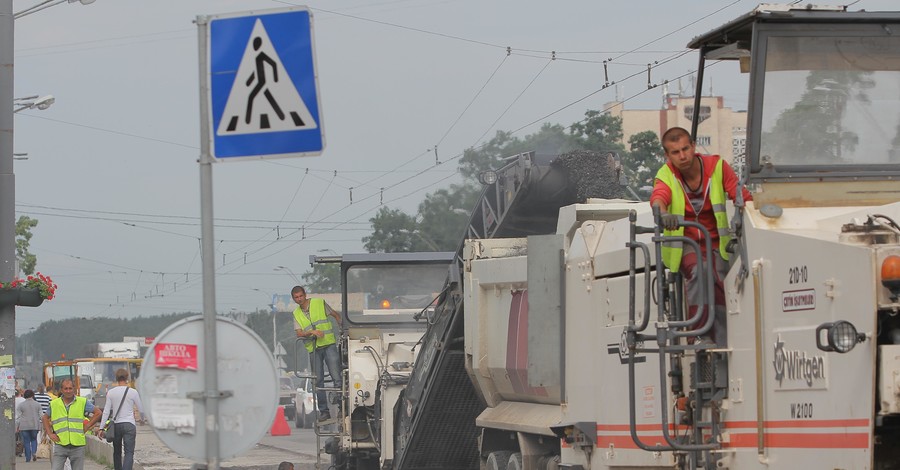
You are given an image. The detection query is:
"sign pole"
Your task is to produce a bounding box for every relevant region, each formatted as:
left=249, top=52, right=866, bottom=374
left=0, top=1, right=16, bottom=467
left=196, top=15, right=221, bottom=470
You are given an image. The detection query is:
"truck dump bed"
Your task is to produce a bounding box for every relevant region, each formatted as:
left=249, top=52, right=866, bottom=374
left=393, top=150, right=627, bottom=469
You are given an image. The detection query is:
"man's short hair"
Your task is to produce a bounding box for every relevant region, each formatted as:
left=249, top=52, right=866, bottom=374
left=24, top=389, right=34, bottom=399
left=662, top=127, right=693, bottom=145
left=115, top=368, right=129, bottom=382
left=291, top=286, right=306, bottom=295
left=277, top=462, right=294, bottom=470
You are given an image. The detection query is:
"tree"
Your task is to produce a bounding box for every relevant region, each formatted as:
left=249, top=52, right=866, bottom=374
left=16, top=216, right=38, bottom=275
left=763, top=71, right=872, bottom=164
left=363, top=207, right=421, bottom=253
left=416, top=183, right=481, bottom=252
left=569, top=110, right=626, bottom=153
left=458, top=130, right=517, bottom=181
left=302, top=263, right=341, bottom=293
left=625, top=131, right=663, bottom=199
left=363, top=113, right=632, bottom=254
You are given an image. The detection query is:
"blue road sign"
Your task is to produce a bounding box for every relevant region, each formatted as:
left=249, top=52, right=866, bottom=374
left=208, top=7, right=324, bottom=160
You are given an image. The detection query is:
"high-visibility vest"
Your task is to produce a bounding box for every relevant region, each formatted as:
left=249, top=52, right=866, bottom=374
left=49, top=397, right=87, bottom=446
left=655, top=157, right=730, bottom=273
left=294, top=298, right=336, bottom=353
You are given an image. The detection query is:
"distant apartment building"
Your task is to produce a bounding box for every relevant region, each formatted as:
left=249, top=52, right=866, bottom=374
left=604, top=94, right=747, bottom=168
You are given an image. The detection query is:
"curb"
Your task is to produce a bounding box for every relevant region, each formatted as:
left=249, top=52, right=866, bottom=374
left=86, top=435, right=145, bottom=470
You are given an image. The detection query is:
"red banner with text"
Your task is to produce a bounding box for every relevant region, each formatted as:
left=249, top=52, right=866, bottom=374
left=155, top=343, right=198, bottom=371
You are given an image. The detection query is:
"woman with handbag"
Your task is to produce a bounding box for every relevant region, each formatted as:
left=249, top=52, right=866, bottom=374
left=99, top=369, right=145, bottom=470
left=16, top=390, right=42, bottom=462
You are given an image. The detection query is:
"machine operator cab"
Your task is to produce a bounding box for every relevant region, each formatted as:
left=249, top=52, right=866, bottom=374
left=342, top=253, right=452, bottom=326
left=686, top=3, right=900, bottom=349
left=690, top=4, right=900, bottom=202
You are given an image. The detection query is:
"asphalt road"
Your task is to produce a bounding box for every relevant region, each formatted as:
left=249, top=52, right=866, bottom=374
left=126, top=422, right=324, bottom=470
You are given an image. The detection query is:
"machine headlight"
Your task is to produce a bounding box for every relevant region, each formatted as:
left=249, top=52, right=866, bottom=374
left=816, top=320, right=866, bottom=353
left=478, top=170, right=498, bottom=185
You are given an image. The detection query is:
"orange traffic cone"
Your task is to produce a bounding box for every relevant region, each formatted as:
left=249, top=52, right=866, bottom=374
left=270, top=406, right=291, bottom=436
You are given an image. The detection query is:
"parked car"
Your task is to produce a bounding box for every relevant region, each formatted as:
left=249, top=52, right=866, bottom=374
left=279, top=377, right=296, bottom=421
left=293, top=375, right=315, bottom=429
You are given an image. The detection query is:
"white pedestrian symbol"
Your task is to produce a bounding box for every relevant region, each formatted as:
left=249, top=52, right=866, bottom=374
left=217, top=18, right=317, bottom=136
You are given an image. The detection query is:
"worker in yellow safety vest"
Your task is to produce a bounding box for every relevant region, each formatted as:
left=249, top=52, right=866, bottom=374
left=292, top=285, right=342, bottom=421
left=650, top=127, right=752, bottom=346
left=42, top=378, right=102, bottom=470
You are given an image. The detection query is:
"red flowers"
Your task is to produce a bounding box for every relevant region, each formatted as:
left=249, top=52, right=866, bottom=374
left=0, top=272, right=57, bottom=301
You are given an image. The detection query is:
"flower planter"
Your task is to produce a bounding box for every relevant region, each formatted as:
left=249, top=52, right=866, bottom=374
left=0, top=289, right=16, bottom=307
left=16, top=288, right=44, bottom=307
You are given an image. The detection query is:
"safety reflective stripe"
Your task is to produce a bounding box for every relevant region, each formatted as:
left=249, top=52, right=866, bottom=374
left=707, top=159, right=731, bottom=261
left=49, top=397, right=87, bottom=446
left=656, top=165, right=687, bottom=272
left=293, top=298, right=336, bottom=353
left=655, top=157, right=730, bottom=272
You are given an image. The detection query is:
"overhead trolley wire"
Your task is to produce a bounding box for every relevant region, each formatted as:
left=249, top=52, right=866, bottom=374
left=608, top=0, right=744, bottom=63
left=435, top=54, right=510, bottom=149
left=28, top=2, right=749, bottom=314
left=472, top=57, right=554, bottom=148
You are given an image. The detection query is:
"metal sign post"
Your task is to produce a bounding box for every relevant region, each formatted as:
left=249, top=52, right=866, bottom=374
left=195, top=15, right=222, bottom=470
left=191, top=6, right=323, bottom=468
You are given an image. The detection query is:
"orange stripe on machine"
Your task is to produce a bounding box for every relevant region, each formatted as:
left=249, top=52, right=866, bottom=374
left=595, top=419, right=870, bottom=450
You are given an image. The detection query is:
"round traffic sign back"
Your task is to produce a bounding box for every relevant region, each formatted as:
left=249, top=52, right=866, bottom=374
left=138, top=315, right=278, bottom=462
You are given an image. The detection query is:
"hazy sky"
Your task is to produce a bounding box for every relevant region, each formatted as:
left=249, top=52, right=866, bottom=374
left=10, top=0, right=896, bottom=334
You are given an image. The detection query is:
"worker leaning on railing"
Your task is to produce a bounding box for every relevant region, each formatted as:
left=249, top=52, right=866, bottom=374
left=291, top=285, right=342, bottom=421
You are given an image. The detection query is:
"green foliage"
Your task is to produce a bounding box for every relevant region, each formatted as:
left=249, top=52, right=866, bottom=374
left=363, top=207, right=422, bottom=253
left=302, top=263, right=341, bottom=293
left=19, top=313, right=194, bottom=364
left=569, top=110, right=626, bottom=153
left=458, top=130, right=517, bottom=180
left=416, top=183, right=481, bottom=252
left=364, top=110, right=637, bottom=253
left=763, top=71, right=872, bottom=163
left=17, top=311, right=311, bottom=387
left=626, top=131, right=664, bottom=199
left=15, top=216, right=38, bottom=276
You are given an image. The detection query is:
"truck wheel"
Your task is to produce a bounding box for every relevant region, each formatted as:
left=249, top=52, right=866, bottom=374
left=486, top=451, right=513, bottom=470
left=507, top=453, right=523, bottom=470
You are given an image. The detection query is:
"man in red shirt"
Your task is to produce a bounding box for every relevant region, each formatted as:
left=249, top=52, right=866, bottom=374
left=649, top=127, right=751, bottom=345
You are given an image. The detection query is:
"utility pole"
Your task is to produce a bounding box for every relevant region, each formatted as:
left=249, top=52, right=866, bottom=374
left=0, top=2, right=17, bottom=470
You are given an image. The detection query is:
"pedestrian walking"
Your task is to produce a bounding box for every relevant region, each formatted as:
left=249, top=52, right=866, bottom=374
left=100, top=369, right=145, bottom=470
left=17, top=390, right=42, bottom=462
left=34, top=384, right=52, bottom=443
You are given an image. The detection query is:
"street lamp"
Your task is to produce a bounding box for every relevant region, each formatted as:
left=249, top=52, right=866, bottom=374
left=251, top=288, right=279, bottom=355
left=14, top=0, right=94, bottom=19
left=274, top=265, right=302, bottom=285
left=2, top=2, right=94, bottom=467
left=13, top=95, right=54, bottom=113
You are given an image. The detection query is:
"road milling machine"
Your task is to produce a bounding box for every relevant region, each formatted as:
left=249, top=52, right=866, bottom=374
left=324, top=5, right=900, bottom=470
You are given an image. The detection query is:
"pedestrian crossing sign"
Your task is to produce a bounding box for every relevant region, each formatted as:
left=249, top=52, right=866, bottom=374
left=207, top=7, right=324, bottom=160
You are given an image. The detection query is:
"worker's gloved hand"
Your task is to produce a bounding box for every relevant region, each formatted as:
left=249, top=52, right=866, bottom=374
left=660, top=213, right=681, bottom=230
